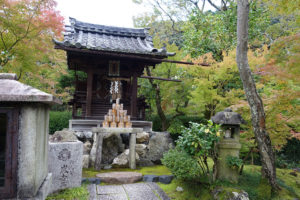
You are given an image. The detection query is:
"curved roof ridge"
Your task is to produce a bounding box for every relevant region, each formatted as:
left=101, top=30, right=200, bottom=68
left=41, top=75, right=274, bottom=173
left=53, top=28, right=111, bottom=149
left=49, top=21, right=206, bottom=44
left=54, top=17, right=175, bottom=58
left=69, top=17, right=147, bottom=38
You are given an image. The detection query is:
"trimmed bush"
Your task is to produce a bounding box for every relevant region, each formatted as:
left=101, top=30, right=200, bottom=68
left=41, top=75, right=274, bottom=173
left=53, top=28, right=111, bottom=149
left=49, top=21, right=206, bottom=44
left=49, top=111, right=72, bottom=134
left=162, top=147, right=201, bottom=181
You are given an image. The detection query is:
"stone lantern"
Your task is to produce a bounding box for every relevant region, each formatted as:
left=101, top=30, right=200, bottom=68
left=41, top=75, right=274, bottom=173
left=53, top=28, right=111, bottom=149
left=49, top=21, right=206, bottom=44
left=212, top=108, right=245, bottom=183
left=0, top=73, right=61, bottom=199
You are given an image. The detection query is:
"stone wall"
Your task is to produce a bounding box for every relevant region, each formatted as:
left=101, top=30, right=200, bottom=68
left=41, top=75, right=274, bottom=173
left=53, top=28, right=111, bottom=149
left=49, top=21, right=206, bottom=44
left=17, top=104, right=51, bottom=198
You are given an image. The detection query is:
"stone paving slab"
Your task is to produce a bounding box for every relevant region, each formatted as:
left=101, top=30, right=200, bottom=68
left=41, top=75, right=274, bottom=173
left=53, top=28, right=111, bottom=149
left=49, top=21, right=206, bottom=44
left=147, top=182, right=170, bottom=200
left=97, top=185, right=126, bottom=195
left=87, top=184, right=97, bottom=200
left=97, top=194, right=128, bottom=200
left=123, top=183, right=160, bottom=200
left=90, top=182, right=170, bottom=200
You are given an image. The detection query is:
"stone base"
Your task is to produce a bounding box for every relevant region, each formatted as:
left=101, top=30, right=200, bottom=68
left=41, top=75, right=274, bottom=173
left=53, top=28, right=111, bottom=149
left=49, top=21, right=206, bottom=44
left=34, top=173, right=53, bottom=200
left=217, top=140, right=241, bottom=183
left=48, top=141, right=83, bottom=193
left=2, top=174, right=52, bottom=200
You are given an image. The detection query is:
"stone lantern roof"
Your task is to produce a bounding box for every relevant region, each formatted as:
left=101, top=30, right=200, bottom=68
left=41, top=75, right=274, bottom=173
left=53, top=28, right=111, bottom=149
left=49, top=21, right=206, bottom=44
left=0, top=73, right=62, bottom=105
left=212, top=108, right=245, bottom=125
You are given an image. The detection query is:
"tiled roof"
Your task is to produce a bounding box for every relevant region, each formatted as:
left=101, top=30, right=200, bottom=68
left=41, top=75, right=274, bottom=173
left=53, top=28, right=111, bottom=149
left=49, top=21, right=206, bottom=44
left=54, top=18, right=175, bottom=58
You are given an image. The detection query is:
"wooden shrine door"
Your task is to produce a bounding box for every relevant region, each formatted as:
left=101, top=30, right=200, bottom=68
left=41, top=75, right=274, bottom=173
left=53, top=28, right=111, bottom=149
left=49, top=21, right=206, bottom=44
left=0, top=108, right=18, bottom=199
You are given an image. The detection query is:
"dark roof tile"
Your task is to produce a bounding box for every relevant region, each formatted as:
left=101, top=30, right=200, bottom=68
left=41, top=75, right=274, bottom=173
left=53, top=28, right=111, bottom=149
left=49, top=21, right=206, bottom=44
left=54, top=17, right=175, bottom=57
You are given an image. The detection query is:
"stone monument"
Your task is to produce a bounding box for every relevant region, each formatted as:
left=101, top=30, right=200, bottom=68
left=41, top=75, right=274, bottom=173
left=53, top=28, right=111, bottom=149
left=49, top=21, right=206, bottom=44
left=48, top=131, right=83, bottom=193
left=212, top=108, right=245, bottom=183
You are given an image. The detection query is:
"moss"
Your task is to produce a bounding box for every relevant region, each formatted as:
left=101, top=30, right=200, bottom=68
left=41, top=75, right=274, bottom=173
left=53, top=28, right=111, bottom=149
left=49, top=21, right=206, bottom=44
left=46, top=184, right=89, bottom=200
left=82, top=165, right=172, bottom=178
left=158, top=179, right=210, bottom=200
left=257, top=178, right=272, bottom=200
left=275, top=168, right=300, bottom=199
left=157, top=164, right=300, bottom=200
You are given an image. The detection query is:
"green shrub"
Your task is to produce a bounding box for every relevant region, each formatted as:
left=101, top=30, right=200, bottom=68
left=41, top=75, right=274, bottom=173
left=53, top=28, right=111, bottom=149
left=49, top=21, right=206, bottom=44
left=176, top=121, right=222, bottom=182
left=49, top=111, right=72, bottom=134
left=162, top=147, right=201, bottom=181
left=146, top=114, right=206, bottom=132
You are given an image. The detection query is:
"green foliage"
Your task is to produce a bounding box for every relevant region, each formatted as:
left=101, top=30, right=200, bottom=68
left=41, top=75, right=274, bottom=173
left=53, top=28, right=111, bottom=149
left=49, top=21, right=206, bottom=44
left=162, top=147, right=201, bottom=181
left=226, top=156, right=243, bottom=169
left=0, top=0, right=68, bottom=102
left=175, top=120, right=221, bottom=181
left=139, top=40, right=193, bottom=124
left=159, top=165, right=300, bottom=200
left=167, top=118, right=184, bottom=136
left=177, top=121, right=220, bottom=158
left=147, top=114, right=206, bottom=136
left=46, top=184, right=89, bottom=200
left=0, top=0, right=63, bottom=68
left=58, top=70, right=87, bottom=89
left=276, top=138, right=300, bottom=169
left=188, top=56, right=244, bottom=118
left=49, top=111, right=72, bottom=134
left=183, top=1, right=270, bottom=60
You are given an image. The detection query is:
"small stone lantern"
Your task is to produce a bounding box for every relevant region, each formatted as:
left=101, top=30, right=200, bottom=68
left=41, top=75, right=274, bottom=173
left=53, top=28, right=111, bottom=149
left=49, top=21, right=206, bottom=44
left=212, top=108, right=245, bottom=183
left=0, top=73, right=61, bottom=199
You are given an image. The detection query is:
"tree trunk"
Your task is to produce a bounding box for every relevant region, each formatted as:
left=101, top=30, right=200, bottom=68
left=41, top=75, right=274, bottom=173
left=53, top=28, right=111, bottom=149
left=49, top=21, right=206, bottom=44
left=236, top=0, right=279, bottom=191
left=146, top=67, right=170, bottom=131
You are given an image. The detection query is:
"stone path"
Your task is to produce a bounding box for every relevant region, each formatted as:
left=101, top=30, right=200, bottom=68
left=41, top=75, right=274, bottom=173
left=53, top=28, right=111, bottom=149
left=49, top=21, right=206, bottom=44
left=88, top=182, right=170, bottom=200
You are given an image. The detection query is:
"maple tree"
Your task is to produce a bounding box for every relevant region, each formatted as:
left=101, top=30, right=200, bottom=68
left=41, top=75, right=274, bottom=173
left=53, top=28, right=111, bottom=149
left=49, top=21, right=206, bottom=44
left=0, top=0, right=67, bottom=99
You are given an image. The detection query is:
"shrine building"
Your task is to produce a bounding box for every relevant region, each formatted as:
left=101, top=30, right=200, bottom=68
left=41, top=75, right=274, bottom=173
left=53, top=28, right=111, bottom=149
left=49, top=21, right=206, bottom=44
left=54, top=18, right=177, bottom=130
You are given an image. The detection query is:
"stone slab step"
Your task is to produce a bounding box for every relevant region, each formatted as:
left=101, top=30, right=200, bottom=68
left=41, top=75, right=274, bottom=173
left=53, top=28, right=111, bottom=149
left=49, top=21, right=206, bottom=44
left=96, top=172, right=143, bottom=184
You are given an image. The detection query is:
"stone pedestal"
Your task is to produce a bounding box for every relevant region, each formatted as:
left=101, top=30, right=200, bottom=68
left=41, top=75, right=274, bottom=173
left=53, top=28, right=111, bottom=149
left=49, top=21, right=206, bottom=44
left=48, top=141, right=83, bottom=193
left=217, top=139, right=241, bottom=183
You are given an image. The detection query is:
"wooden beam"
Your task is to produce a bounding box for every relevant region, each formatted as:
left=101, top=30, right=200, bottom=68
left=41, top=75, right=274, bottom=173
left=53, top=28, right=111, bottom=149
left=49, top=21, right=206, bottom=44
left=86, top=69, right=93, bottom=117
left=56, top=45, right=210, bottom=66
left=140, top=76, right=182, bottom=82
left=161, top=59, right=210, bottom=66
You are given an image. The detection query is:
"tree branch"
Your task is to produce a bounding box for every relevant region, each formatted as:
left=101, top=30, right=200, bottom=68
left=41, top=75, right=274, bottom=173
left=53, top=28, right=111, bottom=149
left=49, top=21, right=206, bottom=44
left=0, top=31, right=7, bottom=50
left=146, top=66, right=170, bottom=130
left=152, top=0, right=180, bottom=33
left=201, top=0, right=206, bottom=12
left=207, top=0, right=221, bottom=11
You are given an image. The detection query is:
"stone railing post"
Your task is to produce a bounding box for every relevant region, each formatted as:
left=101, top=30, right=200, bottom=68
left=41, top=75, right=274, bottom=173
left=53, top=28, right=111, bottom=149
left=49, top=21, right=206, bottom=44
left=94, top=132, right=104, bottom=171
left=129, top=132, right=137, bottom=169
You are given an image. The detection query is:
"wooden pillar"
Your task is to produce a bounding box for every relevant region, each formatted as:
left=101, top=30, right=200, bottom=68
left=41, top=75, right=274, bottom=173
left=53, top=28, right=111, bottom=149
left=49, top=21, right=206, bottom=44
left=86, top=69, right=93, bottom=118
left=72, top=102, right=77, bottom=118
left=131, top=73, right=138, bottom=118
